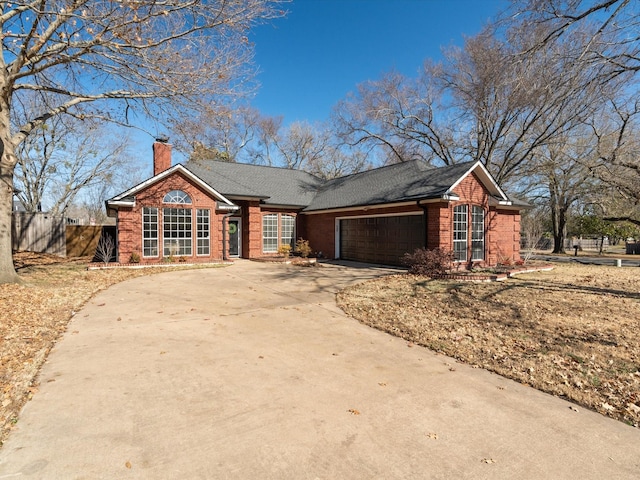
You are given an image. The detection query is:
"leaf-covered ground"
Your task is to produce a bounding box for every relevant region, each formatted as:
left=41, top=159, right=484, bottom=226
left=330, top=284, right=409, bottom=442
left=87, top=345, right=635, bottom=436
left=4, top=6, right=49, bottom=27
left=0, top=252, right=224, bottom=446
left=337, top=264, right=640, bottom=427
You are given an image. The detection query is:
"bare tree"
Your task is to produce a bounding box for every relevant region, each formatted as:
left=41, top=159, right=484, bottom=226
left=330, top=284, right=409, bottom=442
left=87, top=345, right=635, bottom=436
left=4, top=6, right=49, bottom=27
left=508, top=0, right=640, bottom=79
left=0, top=0, right=287, bottom=283
left=94, top=233, right=115, bottom=266
left=172, top=105, right=261, bottom=162
left=587, top=95, right=640, bottom=225
left=520, top=204, right=549, bottom=259
left=13, top=113, right=131, bottom=216
left=332, top=25, right=606, bottom=187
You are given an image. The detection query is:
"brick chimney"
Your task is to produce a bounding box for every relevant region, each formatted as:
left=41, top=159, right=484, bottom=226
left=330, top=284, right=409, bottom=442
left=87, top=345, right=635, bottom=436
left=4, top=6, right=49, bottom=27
left=153, top=137, right=172, bottom=175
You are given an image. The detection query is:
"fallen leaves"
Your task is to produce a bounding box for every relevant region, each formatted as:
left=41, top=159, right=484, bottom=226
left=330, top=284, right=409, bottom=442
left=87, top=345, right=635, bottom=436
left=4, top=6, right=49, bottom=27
left=1, top=252, right=220, bottom=446
left=337, top=263, right=640, bottom=427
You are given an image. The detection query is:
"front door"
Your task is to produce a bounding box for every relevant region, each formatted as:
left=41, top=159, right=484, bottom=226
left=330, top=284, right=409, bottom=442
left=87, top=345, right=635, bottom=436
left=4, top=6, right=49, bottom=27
left=228, top=218, right=241, bottom=257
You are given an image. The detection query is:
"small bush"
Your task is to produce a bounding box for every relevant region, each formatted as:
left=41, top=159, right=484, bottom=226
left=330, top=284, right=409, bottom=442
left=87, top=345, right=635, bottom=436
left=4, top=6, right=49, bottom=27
left=278, top=244, right=292, bottom=258
left=95, top=234, right=115, bottom=266
left=295, top=238, right=312, bottom=258
left=129, top=252, right=141, bottom=263
left=401, top=248, right=454, bottom=276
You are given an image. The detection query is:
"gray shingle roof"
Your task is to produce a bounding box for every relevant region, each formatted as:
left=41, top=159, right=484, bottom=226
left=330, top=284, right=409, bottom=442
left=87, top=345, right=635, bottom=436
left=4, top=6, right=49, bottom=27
left=182, top=158, right=524, bottom=211
left=184, top=160, right=322, bottom=207
left=304, top=160, right=475, bottom=211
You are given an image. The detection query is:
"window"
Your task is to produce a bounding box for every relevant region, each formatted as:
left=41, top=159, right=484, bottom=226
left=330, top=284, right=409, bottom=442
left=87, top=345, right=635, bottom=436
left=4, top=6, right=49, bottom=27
left=471, top=206, right=485, bottom=261
left=262, top=214, right=278, bottom=253
left=163, top=208, right=192, bottom=256
left=197, top=209, right=210, bottom=256
left=281, top=214, right=295, bottom=249
left=453, top=205, right=468, bottom=262
left=143, top=207, right=158, bottom=257
left=163, top=190, right=192, bottom=204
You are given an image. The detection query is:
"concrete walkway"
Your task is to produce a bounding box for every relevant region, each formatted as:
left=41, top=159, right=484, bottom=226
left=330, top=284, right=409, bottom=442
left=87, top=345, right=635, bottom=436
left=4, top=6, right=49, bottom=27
left=0, top=260, right=638, bottom=479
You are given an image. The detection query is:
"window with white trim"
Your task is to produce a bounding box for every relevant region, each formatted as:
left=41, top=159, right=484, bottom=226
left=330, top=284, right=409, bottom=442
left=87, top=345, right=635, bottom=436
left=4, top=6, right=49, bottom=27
left=262, top=214, right=278, bottom=253
left=142, top=207, right=158, bottom=257
left=163, top=208, right=192, bottom=256
left=196, top=209, right=210, bottom=256
left=471, top=206, right=485, bottom=261
left=453, top=205, right=468, bottom=262
left=163, top=190, right=192, bottom=204
left=281, top=214, right=295, bottom=249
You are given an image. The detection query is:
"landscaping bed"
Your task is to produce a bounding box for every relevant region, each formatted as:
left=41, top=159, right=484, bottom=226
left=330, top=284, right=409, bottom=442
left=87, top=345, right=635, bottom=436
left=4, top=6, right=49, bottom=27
left=337, top=263, right=640, bottom=427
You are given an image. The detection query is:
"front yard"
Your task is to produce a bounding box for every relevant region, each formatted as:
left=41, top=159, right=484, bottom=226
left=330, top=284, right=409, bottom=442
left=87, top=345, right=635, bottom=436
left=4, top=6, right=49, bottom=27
left=337, top=263, right=640, bottom=427
left=1, top=254, right=638, bottom=448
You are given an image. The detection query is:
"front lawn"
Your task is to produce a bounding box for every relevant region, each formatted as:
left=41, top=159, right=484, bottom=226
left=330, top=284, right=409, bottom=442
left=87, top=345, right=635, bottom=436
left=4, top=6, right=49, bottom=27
left=337, top=263, right=640, bottom=427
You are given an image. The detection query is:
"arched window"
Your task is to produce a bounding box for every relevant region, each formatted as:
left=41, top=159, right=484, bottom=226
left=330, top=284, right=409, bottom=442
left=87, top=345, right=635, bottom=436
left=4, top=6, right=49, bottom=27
left=163, top=190, right=192, bottom=204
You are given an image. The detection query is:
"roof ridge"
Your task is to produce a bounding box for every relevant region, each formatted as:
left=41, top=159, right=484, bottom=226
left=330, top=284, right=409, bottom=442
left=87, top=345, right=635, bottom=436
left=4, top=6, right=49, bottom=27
left=186, top=158, right=323, bottom=181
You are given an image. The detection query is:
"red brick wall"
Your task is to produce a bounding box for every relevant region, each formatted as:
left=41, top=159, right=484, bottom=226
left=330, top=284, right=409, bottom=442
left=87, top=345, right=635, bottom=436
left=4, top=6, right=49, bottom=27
left=447, top=172, right=521, bottom=266
left=486, top=208, right=521, bottom=265
left=299, top=171, right=521, bottom=267
left=116, top=171, right=225, bottom=264
left=245, top=207, right=302, bottom=258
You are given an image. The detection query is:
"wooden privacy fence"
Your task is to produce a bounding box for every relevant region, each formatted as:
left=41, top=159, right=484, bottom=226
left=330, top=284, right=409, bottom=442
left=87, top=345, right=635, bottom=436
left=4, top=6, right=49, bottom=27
left=11, top=212, right=66, bottom=256
left=66, top=225, right=104, bottom=257
left=67, top=225, right=116, bottom=261
left=12, top=213, right=117, bottom=259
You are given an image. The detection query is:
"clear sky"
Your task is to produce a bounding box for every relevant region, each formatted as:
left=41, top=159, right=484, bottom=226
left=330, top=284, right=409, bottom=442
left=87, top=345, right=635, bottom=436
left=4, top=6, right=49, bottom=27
left=249, top=0, right=507, bottom=125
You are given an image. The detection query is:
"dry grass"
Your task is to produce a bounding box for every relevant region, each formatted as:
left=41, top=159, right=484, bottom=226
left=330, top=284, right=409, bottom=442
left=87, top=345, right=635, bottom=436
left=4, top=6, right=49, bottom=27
left=337, top=263, right=640, bottom=427
left=0, top=252, right=224, bottom=446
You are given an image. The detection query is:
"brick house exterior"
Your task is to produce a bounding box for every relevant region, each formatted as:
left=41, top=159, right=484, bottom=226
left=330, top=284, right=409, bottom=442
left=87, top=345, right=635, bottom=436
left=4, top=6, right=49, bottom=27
left=106, top=140, right=526, bottom=267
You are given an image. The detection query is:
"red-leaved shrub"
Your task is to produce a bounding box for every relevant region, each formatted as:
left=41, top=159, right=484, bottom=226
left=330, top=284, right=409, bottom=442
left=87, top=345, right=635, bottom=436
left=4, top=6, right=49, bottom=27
left=401, top=248, right=454, bottom=276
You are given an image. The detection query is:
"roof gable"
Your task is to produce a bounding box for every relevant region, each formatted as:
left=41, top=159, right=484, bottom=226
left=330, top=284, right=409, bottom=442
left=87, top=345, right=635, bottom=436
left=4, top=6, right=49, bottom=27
left=446, top=161, right=509, bottom=201
left=107, top=164, right=235, bottom=208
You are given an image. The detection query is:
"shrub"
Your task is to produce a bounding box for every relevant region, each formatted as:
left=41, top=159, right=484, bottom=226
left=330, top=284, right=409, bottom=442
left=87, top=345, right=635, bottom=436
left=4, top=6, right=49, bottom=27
left=129, top=252, right=141, bottom=264
left=295, top=238, right=312, bottom=258
left=278, top=244, right=292, bottom=258
left=95, top=234, right=115, bottom=266
left=401, top=248, right=454, bottom=276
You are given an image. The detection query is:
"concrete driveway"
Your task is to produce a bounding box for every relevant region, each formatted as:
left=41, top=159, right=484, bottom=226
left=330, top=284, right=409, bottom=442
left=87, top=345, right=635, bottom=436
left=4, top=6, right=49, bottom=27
left=0, top=260, right=638, bottom=479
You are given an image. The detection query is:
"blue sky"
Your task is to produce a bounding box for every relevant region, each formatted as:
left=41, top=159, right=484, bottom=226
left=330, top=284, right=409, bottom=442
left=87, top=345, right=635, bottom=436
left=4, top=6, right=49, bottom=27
left=249, top=0, right=507, bottom=125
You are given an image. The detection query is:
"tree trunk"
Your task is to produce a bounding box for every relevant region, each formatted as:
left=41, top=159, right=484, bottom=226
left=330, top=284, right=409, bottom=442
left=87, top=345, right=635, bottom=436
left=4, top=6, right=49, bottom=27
left=550, top=195, right=568, bottom=254
left=0, top=139, right=21, bottom=284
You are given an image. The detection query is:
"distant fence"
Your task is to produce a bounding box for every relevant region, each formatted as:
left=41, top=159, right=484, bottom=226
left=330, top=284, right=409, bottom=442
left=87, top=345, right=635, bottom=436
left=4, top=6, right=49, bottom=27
left=565, top=238, right=610, bottom=250
left=12, top=212, right=115, bottom=259
left=11, top=212, right=66, bottom=256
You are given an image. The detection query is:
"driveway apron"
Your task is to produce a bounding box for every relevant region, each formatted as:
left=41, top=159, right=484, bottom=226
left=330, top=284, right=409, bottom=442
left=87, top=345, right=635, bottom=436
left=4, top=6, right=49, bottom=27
left=0, top=260, right=638, bottom=479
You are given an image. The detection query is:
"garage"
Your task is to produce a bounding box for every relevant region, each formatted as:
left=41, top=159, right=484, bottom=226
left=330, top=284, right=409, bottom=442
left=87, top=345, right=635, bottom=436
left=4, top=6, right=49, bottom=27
left=339, top=215, right=426, bottom=266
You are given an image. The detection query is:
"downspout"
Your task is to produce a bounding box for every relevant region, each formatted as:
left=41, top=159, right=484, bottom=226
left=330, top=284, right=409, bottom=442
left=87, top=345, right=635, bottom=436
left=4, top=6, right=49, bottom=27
left=418, top=201, right=428, bottom=249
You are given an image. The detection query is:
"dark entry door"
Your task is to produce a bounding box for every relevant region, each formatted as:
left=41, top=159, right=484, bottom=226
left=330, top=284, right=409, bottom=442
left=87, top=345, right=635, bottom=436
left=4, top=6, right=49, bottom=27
left=228, top=219, right=240, bottom=257
left=340, top=215, right=425, bottom=266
